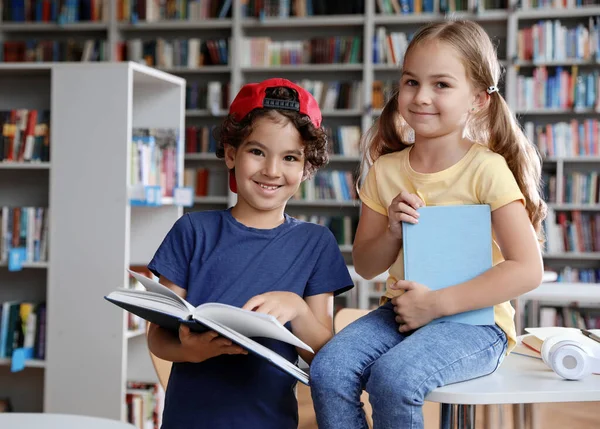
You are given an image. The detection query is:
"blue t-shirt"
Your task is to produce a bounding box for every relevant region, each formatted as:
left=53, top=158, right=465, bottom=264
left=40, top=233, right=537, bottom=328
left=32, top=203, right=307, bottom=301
left=147, top=208, right=354, bottom=429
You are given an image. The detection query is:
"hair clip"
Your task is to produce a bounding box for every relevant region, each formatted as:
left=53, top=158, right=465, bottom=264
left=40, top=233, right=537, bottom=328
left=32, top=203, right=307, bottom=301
left=486, top=86, right=499, bottom=95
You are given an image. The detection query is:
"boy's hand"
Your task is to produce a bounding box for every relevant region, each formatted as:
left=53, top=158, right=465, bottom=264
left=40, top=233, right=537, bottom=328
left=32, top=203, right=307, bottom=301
left=242, top=291, right=308, bottom=325
left=178, top=325, right=247, bottom=363
left=390, top=280, right=440, bottom=333
left=387, top=191, right=424, bottom=240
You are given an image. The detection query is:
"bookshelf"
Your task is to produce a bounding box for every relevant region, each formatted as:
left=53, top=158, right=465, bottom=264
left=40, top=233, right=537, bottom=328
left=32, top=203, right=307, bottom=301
left=43, top=62, right=184, bottom=420
left=0, top=64, right=51, bottom=413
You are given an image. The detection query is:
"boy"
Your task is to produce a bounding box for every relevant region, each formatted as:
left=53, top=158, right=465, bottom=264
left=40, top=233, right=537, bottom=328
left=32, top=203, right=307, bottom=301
left=147, top=78, right=354, bottom=428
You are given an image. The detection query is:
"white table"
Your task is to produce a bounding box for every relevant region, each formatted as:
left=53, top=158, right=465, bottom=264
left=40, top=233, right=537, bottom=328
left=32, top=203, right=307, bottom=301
left=426, top=349, right=600, bottom=429
left=0, top=413, right=136, bottom=428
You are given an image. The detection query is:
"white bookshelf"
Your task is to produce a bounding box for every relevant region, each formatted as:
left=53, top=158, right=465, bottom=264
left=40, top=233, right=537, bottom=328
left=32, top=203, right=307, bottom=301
left=46, top=62, right=184, bottom=420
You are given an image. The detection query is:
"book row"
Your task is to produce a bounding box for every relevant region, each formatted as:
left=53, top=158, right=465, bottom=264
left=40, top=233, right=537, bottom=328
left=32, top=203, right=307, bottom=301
left=240, top=36, right=362, bottom=67
left=0, top=207, right=49, bottom=264
left=526, top=119, right=599, bottom=158
left=555, top=265, right=600, bottom=283
left=118, top=0, right=231, bottom=22
left=1, top=109, right=50, bottom=163
left=517, top=18, right=599, bottom=62
left=1, top=40, right=108, bottom=63
left=2, top=0, right=105, bottom=22
left=516, top=67, right=599, bottom=111
left=537, top=305, right=600, bottom=330
left=0, top=301, right=46, bottom=361
left=544, top=209, right=600, bottom=254
left=242, top=0, right=364, bottom=17
left=543, top=171, right=600, bottom=205
left=129, top=128, right=179, bottom=199
left=293, top=170, right=358, bottom=202
left=117, top=38, right=229, bottom=68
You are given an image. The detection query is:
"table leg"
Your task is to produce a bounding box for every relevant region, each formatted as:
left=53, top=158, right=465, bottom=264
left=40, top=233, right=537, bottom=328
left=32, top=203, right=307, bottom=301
left=439, top=404, right=476, bottom=429
left=440, top=403, right=454, bottom=429
left=513, top=403, right=524, bottom=429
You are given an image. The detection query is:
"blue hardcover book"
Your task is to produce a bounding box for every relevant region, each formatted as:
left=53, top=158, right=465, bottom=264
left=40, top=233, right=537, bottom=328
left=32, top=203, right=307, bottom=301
left=402, top=205, right=495, bottom=326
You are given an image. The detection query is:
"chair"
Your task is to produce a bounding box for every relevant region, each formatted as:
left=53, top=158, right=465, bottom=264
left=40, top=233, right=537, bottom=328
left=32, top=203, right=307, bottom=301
left=0, top=414, right=135, bottom=428
left=147, top=324, right=172, bottom=390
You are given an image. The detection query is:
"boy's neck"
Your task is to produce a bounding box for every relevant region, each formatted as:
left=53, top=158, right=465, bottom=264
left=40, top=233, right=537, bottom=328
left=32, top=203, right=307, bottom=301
left=230, top=203, right=286, bottom=230
left=410, top=134, right=474, bottom=174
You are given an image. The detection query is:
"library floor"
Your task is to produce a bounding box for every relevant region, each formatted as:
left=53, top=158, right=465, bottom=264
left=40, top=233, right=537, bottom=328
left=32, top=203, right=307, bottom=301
left=297, top=384, right=600, bottom=428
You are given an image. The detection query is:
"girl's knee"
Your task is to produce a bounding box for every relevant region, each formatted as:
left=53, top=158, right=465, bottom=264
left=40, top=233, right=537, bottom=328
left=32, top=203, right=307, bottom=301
left=367, top=359, right=424, bottom=406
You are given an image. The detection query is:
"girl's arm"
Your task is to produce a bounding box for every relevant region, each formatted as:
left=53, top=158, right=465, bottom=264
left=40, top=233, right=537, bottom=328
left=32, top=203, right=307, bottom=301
left=352, top=206, right=402, bottom=279
left=435, top=201, right=543, bottom=316
left=147, top=276, right=246, bottom=362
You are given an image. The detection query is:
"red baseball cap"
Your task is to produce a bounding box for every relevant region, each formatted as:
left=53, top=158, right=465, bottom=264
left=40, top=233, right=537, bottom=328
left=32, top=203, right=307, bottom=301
left=228, top=78, right=322, bottom=128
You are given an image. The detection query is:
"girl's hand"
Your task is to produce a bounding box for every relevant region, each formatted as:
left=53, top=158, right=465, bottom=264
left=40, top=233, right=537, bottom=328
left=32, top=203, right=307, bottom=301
left=178, top=325, right=247, bottom=363
left=390, top=280, right=440, bottom=333
left=387, top=191, right=425, bottom=240
left=242, top=291, right=309, bottom=325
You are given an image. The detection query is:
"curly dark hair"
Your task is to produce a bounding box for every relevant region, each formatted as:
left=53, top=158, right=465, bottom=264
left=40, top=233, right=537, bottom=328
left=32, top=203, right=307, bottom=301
left=215, top=86, right=329, bottom=177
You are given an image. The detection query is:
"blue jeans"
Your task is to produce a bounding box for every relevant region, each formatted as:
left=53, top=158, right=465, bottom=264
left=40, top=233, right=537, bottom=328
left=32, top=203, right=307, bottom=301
left=310, top=303, right=507, bottom=429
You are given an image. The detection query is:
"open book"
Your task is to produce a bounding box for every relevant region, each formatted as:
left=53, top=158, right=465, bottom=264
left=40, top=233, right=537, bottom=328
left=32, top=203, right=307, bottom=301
left=104, top=270, right=313, bottom=385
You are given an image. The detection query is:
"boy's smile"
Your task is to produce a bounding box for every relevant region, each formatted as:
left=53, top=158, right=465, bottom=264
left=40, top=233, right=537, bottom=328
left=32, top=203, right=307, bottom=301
left=225, top=115, right=306, bottom=227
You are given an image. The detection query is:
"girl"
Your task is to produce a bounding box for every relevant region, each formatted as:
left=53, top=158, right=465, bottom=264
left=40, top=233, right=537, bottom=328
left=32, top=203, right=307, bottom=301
left=147, top=78, right=353, bottom=429
left=310, top=20, right=546, bottom=429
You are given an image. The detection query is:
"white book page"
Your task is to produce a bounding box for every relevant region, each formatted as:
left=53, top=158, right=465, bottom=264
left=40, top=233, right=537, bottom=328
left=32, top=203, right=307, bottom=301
left=106, top=290, right=190, bottom=320
left=194, top=303, right=314, bottom=353
left=128, top=269, right=195, bottom=313
left=193, top=314, right=309, bottom=385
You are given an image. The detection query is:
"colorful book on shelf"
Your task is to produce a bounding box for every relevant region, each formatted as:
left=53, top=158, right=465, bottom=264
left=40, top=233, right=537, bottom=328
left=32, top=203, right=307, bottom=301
left=402, top=204, right=495, bottom=326
left=105, top=270, right=313, bottom=385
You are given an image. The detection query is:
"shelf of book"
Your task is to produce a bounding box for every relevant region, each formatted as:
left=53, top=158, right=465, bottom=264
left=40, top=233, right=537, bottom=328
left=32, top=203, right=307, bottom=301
left=241, top=15, right=365, bottom=27
left=521, top=282, right=600, bottom=304
left=0, top=22, right=109, bottom=31
left=0, top=163, right=50, bottom=169
left=118, top=19, right=232, bottom=30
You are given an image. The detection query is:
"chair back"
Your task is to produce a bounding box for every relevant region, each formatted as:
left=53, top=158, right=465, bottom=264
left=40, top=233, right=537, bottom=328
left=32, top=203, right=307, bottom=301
left=147, top=324, right=172, bottom=390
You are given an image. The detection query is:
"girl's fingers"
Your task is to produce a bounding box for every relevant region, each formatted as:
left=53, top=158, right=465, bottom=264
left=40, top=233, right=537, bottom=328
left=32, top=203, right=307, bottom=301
left=391, top=211, right=418, bottom=225
left=392, top=202, right=420, bottom=219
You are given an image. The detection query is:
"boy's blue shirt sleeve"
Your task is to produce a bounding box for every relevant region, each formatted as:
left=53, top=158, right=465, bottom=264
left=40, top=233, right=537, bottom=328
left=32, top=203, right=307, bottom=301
left=305, top=228, right=354, bottom=297
left=148, top=214, right=196, bottom=289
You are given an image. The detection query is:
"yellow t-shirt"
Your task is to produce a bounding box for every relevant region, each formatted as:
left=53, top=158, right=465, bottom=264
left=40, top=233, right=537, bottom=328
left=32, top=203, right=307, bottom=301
left=360, top=143, right=525, bottom=353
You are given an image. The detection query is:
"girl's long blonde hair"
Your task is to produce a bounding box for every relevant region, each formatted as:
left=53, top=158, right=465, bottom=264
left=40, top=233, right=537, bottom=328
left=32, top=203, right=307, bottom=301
left=363, top=20, right=547, bottom=241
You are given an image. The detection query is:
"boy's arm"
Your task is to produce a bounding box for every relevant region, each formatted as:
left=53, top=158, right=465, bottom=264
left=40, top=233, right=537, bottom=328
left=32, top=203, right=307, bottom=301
left=242, top=291, right=334, bottom=364
left=290, top=292, right=334, bottom=364
left=147, top=276, right=246, bottom=363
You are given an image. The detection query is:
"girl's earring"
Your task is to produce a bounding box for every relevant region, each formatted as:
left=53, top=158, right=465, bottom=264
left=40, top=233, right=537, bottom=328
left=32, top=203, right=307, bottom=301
left=405, top=126, right=415, bottom=143
left=471, top=107, right=476, bottom=112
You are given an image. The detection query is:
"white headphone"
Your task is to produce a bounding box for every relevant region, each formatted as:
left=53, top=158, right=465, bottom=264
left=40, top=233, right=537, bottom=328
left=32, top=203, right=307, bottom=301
left=541, top=334, right=600, bottom=380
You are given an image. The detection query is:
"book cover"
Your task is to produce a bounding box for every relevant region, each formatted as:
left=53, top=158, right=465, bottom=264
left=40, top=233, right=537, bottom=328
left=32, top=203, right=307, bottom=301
left=402, top=204, right=495, bottom=326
